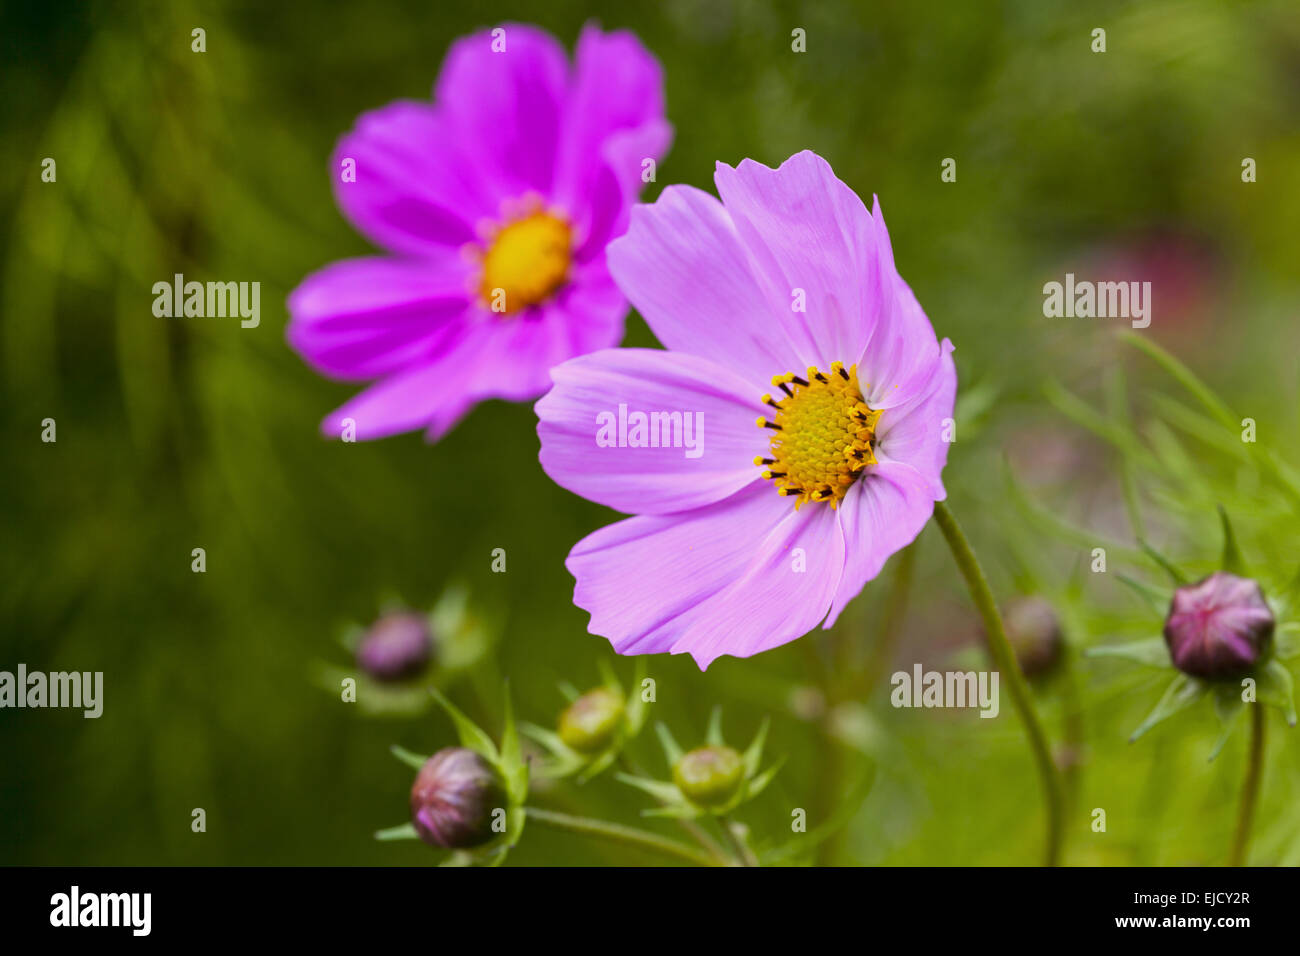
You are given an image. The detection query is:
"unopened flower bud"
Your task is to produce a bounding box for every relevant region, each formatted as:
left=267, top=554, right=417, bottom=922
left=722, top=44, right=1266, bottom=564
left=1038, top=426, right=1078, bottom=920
left=1163, top=571, right=1274, bottom=679
left=357, top=612, right=432, bottom=682
left=673, top=745, right=744, bottom=808
left=558, top=687, right=625, bottom=754
left=1001, top=596, right=1064, bottom=678
left=409, top=747, right=505, bottom=849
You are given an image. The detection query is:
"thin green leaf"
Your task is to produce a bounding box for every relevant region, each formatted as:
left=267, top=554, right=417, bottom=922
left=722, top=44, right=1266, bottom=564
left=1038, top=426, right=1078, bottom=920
left=1258, top=660, right=1297, bottom=727
left=744, top=758, right=784, bottom=800
left=706, top=706, right=725, bottom=747
left=615, top=772, right=684, bottom=804
left=1106, top=365, right=1147, bottom=541
left=655, top=722, right=683, bottom=764
left=1086, top=637, right=1172, bottom=668
left=597, top=658, right=623, bottom=697
left=625, top=659, right=649, bottom=734
left=1130, top=674, right=1207, bottom=741
left=1120, top=330, right=1237, bottom=430
left=764, top=763, right=876, bottom=864
left=389, top=744, right=427, bottom=771
left=742, top=717, right=770, bottom=777
left=519, top=722, right=572, bottom=757
left=1114, top=574, right=1169, bottom=616
left=1217, top=505, right=1246, bottom=575
left=1002, top=457, right=1145, bottom=564
left=1139, top=539, right=1188, bottom=587
left=429, top=687, right=498, bottom=761
left=1207, top=688, right=1244, bottom=762
left=1043, top=379, right=1153, bottom=465
left=499, top=687, right=529, bottom=805
left=640, top=804, right=702, bottom=820
left=575, top=750, right=618, bottom=784
left=374, top=823, right=418, bottom=841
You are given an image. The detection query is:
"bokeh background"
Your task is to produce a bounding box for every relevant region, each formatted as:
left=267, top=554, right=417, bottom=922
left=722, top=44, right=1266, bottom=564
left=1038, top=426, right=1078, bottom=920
left=3, top=0, right=1300, bottom=865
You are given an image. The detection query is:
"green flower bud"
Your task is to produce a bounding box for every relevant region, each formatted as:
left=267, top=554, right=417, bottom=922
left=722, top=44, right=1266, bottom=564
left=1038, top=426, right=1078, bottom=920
left=673, top=745, right=744, bottom=808
left=558, top=687, right=625, bottom=754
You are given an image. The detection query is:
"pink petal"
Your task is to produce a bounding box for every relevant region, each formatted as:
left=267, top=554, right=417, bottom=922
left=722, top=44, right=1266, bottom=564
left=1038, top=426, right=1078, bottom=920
left=855, top=199, right=943, bottom=410
left=713, top=151, right=877, bottom=368
left=825, top=461, right=940, bottom=626
left=875, top=339, right=957, bottom=496
left=567, top=483, right=845, bottom=669
left=606, top=185, right=802, bottom=386
left=537, top=348, right=767, bottom=515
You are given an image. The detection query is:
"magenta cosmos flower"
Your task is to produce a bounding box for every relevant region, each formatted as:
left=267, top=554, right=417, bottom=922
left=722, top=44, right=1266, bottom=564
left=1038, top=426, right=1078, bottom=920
left=287, top=23, right=671, bottom=441
left=536, top=151, right=956, bottom=668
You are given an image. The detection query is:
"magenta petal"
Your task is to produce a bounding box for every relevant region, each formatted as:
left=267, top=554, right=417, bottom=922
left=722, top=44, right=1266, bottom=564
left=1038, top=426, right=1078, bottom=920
left=825, top=462, right=939, bottom=626
left=713, top=151, right=877, bottom=368
left=537, top=348, right=766, bottom=515
left=876, top=340, right=957, bottom=496
left=554, top=23, right=672, bottom=239
left=435, top=24, right=569, bottom=196
left=331, top=102, right=499, bottom=255
left=567, top=482, right=845, bottom=669
left=456, top=262, right=628, bottom=412
left=319, top=323, right=494, bottom=441
left=572, top=118, right=674, bottom=262
left=607, top=185, right=801, bottom=385
left=287, top=256, right=470, bottom=381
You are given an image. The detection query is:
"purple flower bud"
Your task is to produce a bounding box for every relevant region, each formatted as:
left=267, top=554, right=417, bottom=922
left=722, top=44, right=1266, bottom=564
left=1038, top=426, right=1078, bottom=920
left=356, top=612, right=432, bottom=682
left=1001, top=596, right=1064, bottom=678
left=409, top=748, right=505, bottom=849
left=558, top=687, right=625, bottom=754
left=1163, top=571, right=1274, bottom=679
left=673, top=746, right=744, bottom=808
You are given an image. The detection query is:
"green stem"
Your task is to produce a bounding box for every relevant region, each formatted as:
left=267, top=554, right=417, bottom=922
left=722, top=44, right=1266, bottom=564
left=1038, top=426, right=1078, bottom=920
left=1229, top=704, right=1266, bottom=866
left=1058, top=646, right=1087, bottom=816
left=524, top=807, right=719, bottom=867
left=932, top=501, right=1065, bottom=867
left=617, top=755, right=729, bottom=864
left=717, top=816, right=757, bottom=866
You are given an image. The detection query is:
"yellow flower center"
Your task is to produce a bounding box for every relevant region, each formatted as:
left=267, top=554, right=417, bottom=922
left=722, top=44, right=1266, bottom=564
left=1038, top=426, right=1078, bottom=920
left=754, top=362, right=881, bottom=509
left=478, top=210, right=573, bottom=314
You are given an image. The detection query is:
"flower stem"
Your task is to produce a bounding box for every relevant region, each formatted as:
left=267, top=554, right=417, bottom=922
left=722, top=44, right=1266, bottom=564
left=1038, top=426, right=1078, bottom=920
left=718, top=815, right=758, bottom=866
left=617, top=755, right=729, bottom=864
left=932, top=500, right=1065, bottom=866
left=524, top=807, right=719, bottom=866
left=1229, top=704, right=1266, bottom=866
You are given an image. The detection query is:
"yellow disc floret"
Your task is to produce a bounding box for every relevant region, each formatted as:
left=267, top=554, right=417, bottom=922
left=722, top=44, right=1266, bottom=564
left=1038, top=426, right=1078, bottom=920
left=477, top=208, right=572, bottom=314
left=754, top=362, right=881, bottom=509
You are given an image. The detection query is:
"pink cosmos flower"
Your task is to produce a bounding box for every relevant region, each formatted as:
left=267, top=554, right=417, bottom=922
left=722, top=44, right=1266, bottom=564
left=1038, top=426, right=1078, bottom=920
left=536, top=151, right=957, bottom=668
left=287, top=23, right=671, bottom=441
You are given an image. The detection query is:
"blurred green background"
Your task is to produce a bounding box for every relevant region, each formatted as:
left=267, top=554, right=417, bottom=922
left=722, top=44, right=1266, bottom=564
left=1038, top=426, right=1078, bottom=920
left=3, top=0, right=1300, bottom=865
